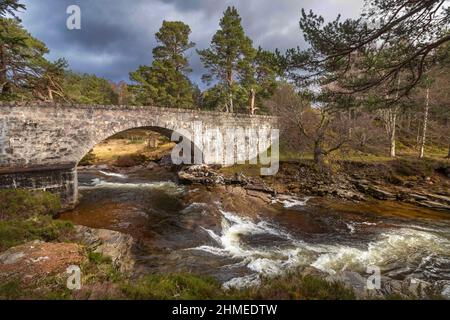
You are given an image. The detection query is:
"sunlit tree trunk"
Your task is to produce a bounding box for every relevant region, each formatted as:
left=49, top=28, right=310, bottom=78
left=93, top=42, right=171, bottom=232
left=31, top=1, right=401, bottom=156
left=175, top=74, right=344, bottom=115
left=249, top=88, right=256, bottom=115
left=389, top=113, right=396, bottom=158
left=47, top=87, right=54, bottom=102
left=380, top=107, right=397, bottom=158
left=419, top=87, right=430, bottom=159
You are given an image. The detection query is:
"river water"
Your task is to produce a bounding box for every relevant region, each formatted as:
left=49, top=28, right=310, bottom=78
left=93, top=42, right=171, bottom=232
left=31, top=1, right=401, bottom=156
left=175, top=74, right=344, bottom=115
left=60, top=167, right=450, bottom=290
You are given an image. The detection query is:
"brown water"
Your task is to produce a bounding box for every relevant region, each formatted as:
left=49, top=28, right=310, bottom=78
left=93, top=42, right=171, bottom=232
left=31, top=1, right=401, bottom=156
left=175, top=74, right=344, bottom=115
left=60, top=167, right=450, bottom=289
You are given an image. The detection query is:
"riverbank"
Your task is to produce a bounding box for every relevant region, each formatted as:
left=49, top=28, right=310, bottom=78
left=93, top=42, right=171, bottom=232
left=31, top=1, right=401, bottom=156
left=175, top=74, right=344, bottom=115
left=189, top=158, right=450, bottom=211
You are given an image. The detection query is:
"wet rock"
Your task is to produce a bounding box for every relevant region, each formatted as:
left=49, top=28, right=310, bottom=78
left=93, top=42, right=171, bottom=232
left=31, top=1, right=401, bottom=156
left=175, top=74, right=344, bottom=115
left=178, top=165, right=225, bottom=185
left=246, top=190, right=273, bottom=203
left=422, top=193, right=450, bottom=205
left=333, top=189, right=365, bottom=201
left=419, top=200, right=450, bottom=211
left=146, top=161, right=158, bottom=170
left=73, top=226, right=135, bottom=273
left=244, top=183, right=276, bottom=196
left=326, top=271, right=372, bottom=299
left=438, top=281, right=450, bottom=299
left=355, top=183, right=396, bottom=200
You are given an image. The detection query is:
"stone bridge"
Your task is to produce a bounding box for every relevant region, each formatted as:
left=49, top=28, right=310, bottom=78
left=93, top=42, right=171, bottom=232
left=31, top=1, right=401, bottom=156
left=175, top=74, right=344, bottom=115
left=0, top=102, right=278, bottom=208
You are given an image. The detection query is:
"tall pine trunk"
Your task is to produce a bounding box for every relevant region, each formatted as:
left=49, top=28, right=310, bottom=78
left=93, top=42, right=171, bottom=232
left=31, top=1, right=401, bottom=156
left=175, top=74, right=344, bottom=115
left=227, top=70, right=233, bottom=113
left=419, top=88, right=430, bottom=159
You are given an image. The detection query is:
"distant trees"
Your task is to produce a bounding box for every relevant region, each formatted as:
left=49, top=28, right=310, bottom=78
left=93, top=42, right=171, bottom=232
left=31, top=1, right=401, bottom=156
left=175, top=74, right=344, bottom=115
left=0, top=5, right=117, bottom=104
left=130, top=21, right=196, bottom=108
left=62, top=72, right=118, bottom=104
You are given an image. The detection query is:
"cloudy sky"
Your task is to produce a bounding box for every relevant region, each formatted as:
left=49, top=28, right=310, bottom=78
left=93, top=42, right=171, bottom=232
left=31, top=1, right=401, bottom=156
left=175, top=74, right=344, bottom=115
left=19, top=0, right=363, bottom=87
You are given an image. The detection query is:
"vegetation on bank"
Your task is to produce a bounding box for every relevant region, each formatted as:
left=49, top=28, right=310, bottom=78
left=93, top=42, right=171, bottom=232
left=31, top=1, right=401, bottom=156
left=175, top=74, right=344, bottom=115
left=3, top=269, right=445, bottom=300
left=0, top=189, right=72, bottom=251
left=121, top=272, right=355, bottom=300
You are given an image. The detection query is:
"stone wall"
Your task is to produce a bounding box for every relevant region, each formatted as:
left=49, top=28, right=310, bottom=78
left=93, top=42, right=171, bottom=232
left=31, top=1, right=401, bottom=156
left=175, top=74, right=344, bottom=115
left=0, top=165, right=78, bottom=209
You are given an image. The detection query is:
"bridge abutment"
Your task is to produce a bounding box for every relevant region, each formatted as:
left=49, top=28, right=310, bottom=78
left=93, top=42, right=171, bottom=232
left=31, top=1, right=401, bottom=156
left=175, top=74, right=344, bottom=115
left=0, top=164, right=78, bottom=210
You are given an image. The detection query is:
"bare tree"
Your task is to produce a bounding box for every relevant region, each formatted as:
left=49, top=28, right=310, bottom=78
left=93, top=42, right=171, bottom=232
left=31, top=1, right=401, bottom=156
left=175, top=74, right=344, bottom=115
left=267, top=84, right=349, bottom=167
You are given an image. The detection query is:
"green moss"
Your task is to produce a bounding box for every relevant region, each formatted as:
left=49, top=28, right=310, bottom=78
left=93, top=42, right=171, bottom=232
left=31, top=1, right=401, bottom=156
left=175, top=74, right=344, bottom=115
left=0, top=189, right=61, bottom=220
left=0, top=216, right=73, bottom=251
left=0, top=279, right=22, bottom=300
left=88, top=251, right=113, bottom=265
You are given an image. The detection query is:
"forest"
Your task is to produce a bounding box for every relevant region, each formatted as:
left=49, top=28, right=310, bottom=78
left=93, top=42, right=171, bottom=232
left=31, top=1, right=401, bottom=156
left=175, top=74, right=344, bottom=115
left=1, top=0, right=449, bottom=165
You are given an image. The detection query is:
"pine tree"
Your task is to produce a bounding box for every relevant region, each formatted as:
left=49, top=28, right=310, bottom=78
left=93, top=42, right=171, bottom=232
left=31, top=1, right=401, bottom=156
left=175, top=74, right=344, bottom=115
left=0, top=0, right=25, bottom=20
left=130, top=21, right=196, bottom=108
left=198, top=6, right=255, bottom=112
left=0, top=18, right=66, bottom=100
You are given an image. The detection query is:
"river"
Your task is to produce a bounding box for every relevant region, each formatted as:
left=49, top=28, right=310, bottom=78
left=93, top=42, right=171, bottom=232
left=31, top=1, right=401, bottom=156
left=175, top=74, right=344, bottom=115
left=60, top=167, right=450, bottom=291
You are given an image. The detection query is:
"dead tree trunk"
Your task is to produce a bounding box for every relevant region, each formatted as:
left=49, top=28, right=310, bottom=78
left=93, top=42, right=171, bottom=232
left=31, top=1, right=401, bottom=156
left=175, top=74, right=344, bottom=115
left=381, top=107, right=398, bottom=158
left=419, top=87, right=430, bottom=159
left=249, top=88, right=256, bottom=115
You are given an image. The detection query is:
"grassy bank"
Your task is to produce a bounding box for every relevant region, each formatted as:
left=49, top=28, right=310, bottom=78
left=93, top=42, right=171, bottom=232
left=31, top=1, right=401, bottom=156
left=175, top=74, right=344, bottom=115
left=121, top=272, right=356, bottom=300
left=0, top=189, right=72, bottom=252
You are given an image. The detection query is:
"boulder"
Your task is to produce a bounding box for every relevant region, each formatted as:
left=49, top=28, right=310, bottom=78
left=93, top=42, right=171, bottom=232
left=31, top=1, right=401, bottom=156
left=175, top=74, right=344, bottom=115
left=0, top=241, right=84, bottom=285
left=73, top=226, right=135, bottom=273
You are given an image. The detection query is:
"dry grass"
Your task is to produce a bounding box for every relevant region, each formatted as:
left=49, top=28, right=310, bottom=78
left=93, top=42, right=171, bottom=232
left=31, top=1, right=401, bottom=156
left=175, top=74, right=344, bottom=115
left=90, top=139, right=175, bottom=165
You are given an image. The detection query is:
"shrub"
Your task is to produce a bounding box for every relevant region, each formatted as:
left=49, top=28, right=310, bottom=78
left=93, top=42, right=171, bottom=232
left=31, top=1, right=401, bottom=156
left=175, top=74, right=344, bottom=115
left=114, top=154, right=147, bottom=167
left=391, top=159, right=436, bottom=177
left=79, top=150, right=97, bottom=166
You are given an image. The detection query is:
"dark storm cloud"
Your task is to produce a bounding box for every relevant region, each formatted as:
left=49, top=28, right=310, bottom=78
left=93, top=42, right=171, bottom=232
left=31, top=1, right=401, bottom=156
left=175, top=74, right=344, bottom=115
left=19, top=0, right=363, bottom=85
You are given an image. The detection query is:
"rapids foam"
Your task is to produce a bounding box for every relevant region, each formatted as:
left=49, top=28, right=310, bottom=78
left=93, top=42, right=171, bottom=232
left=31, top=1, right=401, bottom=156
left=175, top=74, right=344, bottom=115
left=99, top=170, right=127, bottom=179
left=80, top=178, right=184, bottom=194
left=190, top=206, right=450, bottom=288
